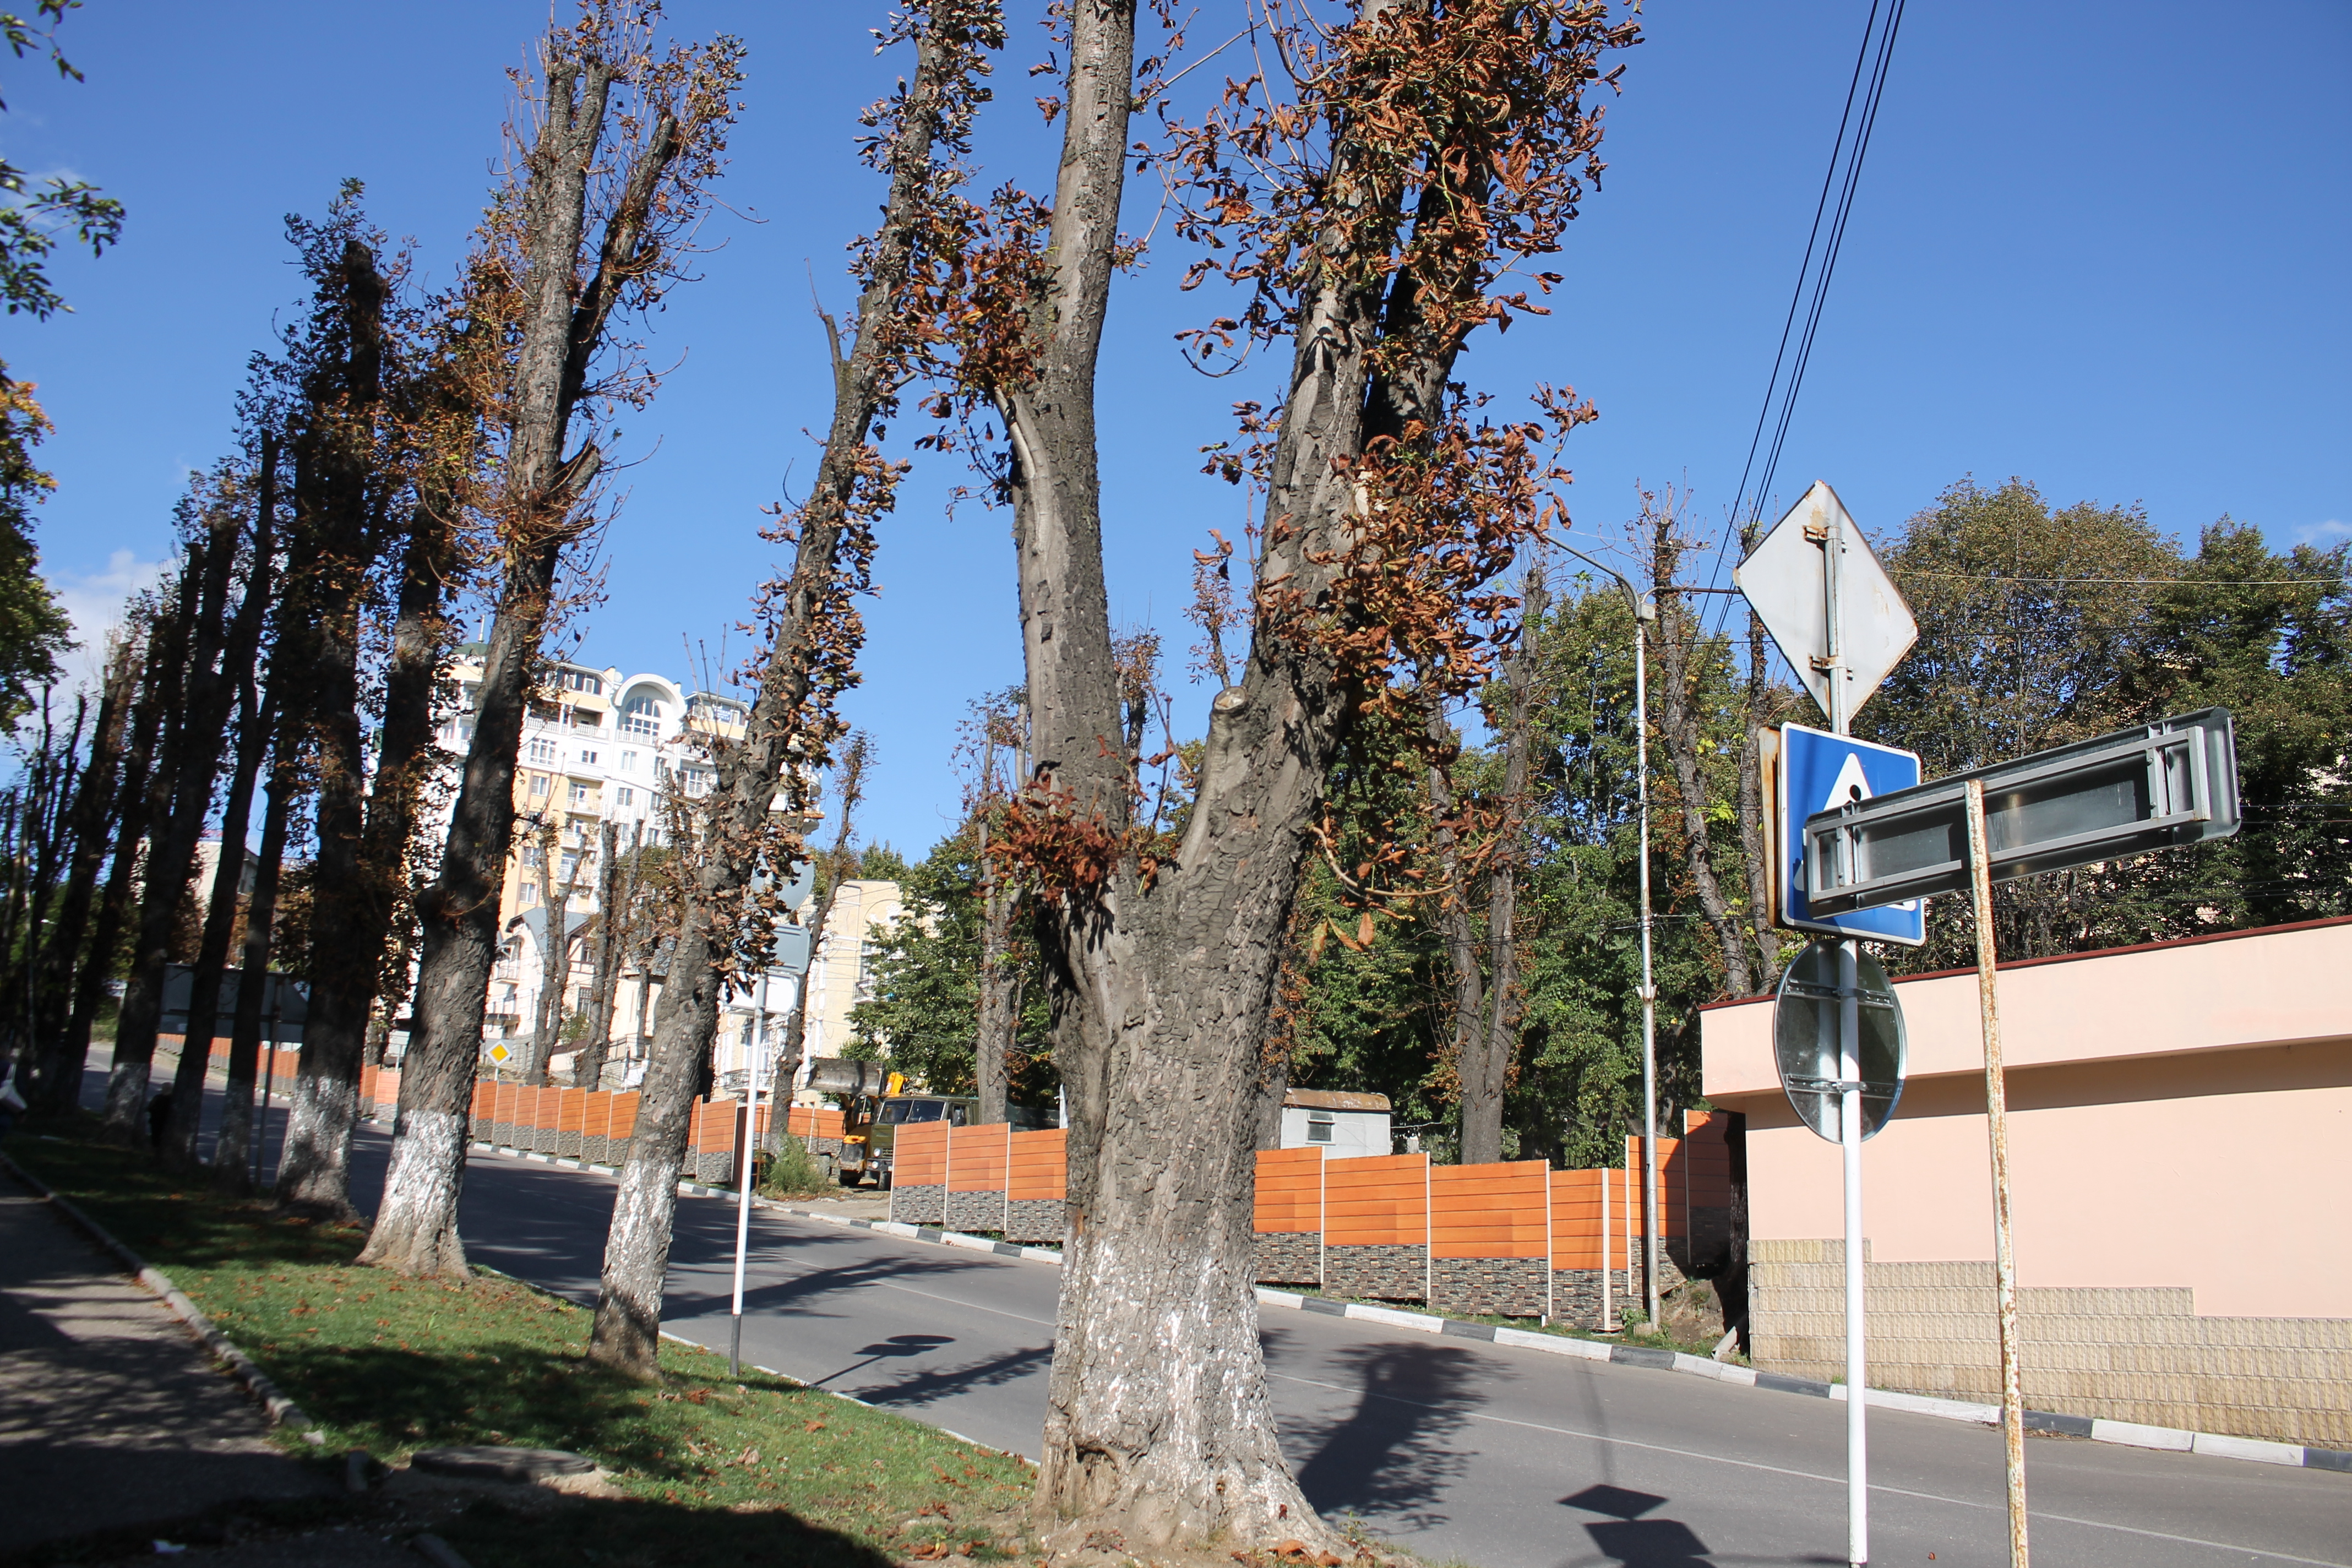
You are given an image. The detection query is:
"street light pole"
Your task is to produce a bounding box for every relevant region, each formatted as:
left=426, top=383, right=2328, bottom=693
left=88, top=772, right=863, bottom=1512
left=1556, top=543, right=1662, bottom=1327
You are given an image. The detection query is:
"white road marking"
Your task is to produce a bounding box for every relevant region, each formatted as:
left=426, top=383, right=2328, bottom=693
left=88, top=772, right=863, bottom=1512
left=1266, top=1371, right=2348, bottom=1567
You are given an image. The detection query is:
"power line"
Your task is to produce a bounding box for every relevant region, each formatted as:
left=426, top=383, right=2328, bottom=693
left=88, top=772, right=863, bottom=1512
left=1700, top=1, right=1909, bottom=641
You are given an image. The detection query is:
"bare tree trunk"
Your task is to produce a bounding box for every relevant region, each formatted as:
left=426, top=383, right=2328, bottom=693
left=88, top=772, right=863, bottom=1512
left=45, top=629, right=170, bottom=1118
left=365, top=18, right=730, bottom=1276
left=29, top=632, right=136, bottom=1110
left=580, top=4, right=978, bottom=1381
left=575, top=819, right=630, bottom=1090
left=973, top=812, right=1015, bottom=1125
left=162, top=437, right=281, bottom=1167
left=1735, top=520, right=1783, bottom=990
left=994, top=0, right=1635, bottom=1538
left=217, top=742, right=297, bottom=1191
left=1427, top=739, right=1487, bottom=1156
left=105, top=503, right=246, bottom=1140
left=527, top=815, right=564, bottom=1085
left=276, top=237, right=394, bottom=1216
left=159, top=641, right=276, bottom=1167
left=1646, top=510, right=1752, bottom=999
left=1455, top=569, right=1546, bottom=1167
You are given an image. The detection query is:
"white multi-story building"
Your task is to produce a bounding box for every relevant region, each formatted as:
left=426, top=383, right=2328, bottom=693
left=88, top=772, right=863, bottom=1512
left=417, top=647, right=794, bottom=1085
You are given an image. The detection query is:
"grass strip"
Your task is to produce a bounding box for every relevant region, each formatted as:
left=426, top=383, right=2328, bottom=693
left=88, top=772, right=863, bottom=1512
left=6, top=1120, right=1033, bottom=1568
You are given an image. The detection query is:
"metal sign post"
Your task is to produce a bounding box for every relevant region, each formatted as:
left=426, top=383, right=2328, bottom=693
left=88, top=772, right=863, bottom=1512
left=1741, top=482, right=1919, bottom=1568
left=1966, top=780, right=2030, bottom=1566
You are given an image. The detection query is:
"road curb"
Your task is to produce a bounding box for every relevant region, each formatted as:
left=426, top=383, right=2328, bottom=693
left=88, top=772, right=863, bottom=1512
left=1, top=1148, right=325, bottom=1443
left=465, top=1137, right=2352, bottom=1476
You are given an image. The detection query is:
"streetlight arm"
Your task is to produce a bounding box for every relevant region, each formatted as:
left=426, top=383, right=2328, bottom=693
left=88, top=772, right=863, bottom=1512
left=1551, top=540, right=1657, bottom=622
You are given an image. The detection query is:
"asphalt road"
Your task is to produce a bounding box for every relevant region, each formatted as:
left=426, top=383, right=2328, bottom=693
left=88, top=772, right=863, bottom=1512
left=132, top=1076, right=2352, bottom=1567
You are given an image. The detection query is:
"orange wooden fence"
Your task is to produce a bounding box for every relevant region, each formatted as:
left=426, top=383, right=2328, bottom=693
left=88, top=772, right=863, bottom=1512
left=1430, top=1159, right=1549, bottom=1260
left=1324, top=1153, right=1430, bottom=1249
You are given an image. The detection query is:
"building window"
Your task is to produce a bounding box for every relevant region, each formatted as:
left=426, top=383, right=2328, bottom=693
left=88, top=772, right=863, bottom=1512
left=621, top=693, right=660, bottom=738
left=619, top=749, right=637, bottom=772
left=1306, top=1110, right=1335, bottom=1144
left=614, top=786, right=634, bottom=807
left=526, top=736, right=557, bottom=765
left=520, top=883, right=540, bottom=907
left=569, top=780, right=592, bottom=805
left=578, top=749, right=598, bottom=766
left=521, top=843, right=544, bottom=869
left=559, top=668, right=603, bottom=695
left=529, top=775, right=549, bottom=798
left=560, top=850, right=580, bottom=884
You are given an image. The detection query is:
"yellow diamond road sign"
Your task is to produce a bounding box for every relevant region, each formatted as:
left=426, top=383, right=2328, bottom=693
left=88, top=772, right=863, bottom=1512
left=487, top=1041, right=513, bottom=1066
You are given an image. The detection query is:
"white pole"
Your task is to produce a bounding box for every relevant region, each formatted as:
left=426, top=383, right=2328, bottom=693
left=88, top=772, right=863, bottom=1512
left=1823, top=509, right=1868, bottom=1568
left=1635, top=601, right=1659, bottom=1329
left=729, top=972, right=770, bottom=1376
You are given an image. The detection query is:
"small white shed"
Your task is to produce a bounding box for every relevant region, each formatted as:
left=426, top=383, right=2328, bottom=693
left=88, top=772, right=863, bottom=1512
left=1276, top=1089, right=1392, bottom=1159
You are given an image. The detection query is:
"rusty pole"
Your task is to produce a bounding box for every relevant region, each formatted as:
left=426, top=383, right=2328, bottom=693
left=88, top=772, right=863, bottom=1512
left=1965, top=778, right=2029, bottom=1566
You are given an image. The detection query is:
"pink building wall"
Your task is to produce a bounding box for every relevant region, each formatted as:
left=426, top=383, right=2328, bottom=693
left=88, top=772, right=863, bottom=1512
left=1701, top=917, right=2352, bottom=1445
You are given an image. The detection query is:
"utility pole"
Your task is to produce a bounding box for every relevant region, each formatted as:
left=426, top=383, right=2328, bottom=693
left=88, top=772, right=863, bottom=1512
left=1556, top=543, right=1662, bottom=1326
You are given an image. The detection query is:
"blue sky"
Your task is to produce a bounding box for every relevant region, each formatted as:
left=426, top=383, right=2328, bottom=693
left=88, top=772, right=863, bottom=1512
left=16, top=2, right=2349, bottom=856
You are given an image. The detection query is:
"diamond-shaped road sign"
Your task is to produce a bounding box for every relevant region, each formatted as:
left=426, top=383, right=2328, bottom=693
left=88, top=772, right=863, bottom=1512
left=1735, top=480, right=1917, bottom=729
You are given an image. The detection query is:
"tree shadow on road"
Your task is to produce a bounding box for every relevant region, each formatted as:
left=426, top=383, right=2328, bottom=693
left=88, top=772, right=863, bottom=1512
left=1278, top=1329, right=1489, bottom=1533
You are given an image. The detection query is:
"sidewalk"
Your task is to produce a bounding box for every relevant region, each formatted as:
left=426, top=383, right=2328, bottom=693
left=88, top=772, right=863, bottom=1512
left=0, top=1157, right=329, bottom=1555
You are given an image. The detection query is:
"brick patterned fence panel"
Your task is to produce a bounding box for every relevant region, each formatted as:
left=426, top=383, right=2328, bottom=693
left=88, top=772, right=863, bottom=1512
left=606, top=1091, right=639, bottom=1163
left=889, top=1120, right=950, bottom=1227
left=1323, top=1153, right=1430, bottom=1302
left=692, top=1099, right=742, bottom=1184
left=1006, top=1129, right=1066, bottom=1244
left=554, top=1088, right=587, bottom=1157
left=946, top=1124, right=1010, bottom=1234
left=1253, top=1147, right=1325, bottom=1286
left=1549, top=1167, right=1629, bottom=1329
left=1430, top=1160, right=1550, bottom=1319
left=470, top=1081, right=493, bottom=1141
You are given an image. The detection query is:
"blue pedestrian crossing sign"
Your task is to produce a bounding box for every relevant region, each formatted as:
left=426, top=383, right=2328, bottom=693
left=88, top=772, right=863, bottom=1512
left=1773, top=724, right=1926, bottom=946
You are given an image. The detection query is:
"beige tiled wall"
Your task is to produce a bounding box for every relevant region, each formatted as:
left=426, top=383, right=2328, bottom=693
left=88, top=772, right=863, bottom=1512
left=1751, top=1239, right=2352, bottom=1449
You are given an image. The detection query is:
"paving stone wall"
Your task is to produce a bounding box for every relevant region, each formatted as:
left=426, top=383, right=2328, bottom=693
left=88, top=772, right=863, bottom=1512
left=692, top=1146, right=736, bottom=1184
left=1548, top=1267, right=1637, bottom=1330
left=1751, top=1239, right=2352, bottom=1449
left=1323, top=1244, right=1427, bottom=1303
left=1430, top=1257, right=1547, bottom=1319
left=945, top=1189, right=1006, bottom=1234
left=1006, top=1200, right=1065, bottom=1246
left=891, top=1183, right=946, bottom=1227
left=1254, top=1232, right=1321, bottom=1287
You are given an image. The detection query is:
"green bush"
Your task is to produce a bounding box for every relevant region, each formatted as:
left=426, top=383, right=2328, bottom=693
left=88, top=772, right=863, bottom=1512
left=759, top=1135, right=834, bottom=1197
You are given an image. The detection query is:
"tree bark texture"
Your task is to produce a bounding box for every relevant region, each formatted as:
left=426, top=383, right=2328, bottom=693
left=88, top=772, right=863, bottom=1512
left=1736, top=578, right=1782, bottom=992
left=974, top=839, right=1016, bottom=1128
left=29, top=634, right=135, bottom=1112
left=577, top=819, right=630, bottom=1090
left=1646, top=521, right=1751, bottom=1000
left=47, top=629, right=170, bottom=1118
left=583, top=8, right=971, bottom=1376
left=528, top=815, right=565, bottom=1085
left=104, top=510, right=243, bottom=1140
left=160, top=642, right=276, bottom=1167
left=161, top=441, right=281, bottom=1166
left=277, top=239, right=393, bottom=1216
left=214, top=727, right=297, bottom=1192
left=1452, top=570, right=1545, bottom=1167
left=1007, top=0, right=1574, bottom=1540
left=364, top=39, right=678, bottom=1276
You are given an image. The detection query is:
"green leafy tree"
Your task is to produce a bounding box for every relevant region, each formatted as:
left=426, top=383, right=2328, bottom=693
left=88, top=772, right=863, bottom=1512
left=0, top=4, right=118, bottom=722
left=847, top=827, right=1054, bottom=1106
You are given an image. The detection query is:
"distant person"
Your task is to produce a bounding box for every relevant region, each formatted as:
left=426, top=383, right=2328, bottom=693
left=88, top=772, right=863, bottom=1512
left=146, top=1089, right=173, bottom=1148
left=0, top=1060, right=25, bottom=1140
